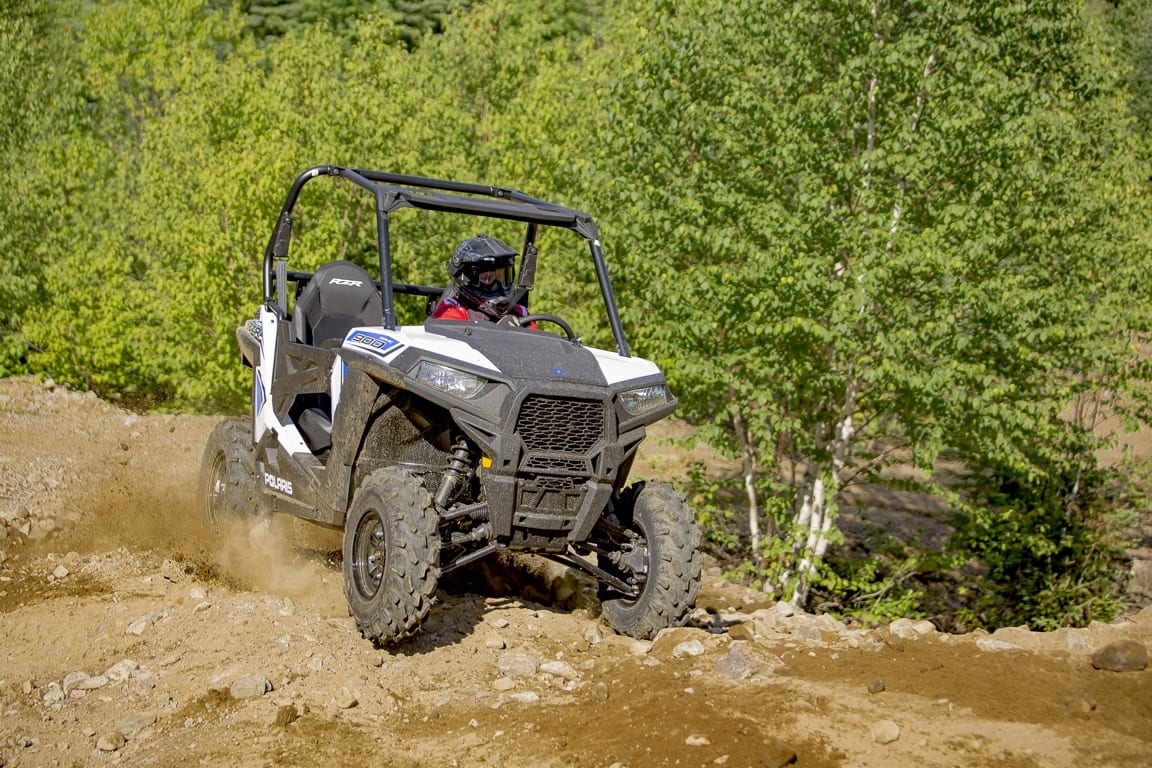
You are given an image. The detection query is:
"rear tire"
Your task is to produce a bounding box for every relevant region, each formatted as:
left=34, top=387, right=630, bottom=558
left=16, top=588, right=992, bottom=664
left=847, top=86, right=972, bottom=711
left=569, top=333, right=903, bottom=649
left=198, top=418, right=258, bottom=528
left=599, top=481, right=702, bottom=640
left=342, top=467, right=440, bottom=645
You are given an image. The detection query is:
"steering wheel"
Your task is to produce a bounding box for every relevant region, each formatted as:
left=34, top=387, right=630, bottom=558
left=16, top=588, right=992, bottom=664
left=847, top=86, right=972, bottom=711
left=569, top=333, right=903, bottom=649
left=498, top=313, right=578, bottom=342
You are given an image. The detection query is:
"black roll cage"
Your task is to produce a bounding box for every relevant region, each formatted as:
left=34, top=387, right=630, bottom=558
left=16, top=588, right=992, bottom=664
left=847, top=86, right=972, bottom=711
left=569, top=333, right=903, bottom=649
left=261, top=165, right=632, bottom=358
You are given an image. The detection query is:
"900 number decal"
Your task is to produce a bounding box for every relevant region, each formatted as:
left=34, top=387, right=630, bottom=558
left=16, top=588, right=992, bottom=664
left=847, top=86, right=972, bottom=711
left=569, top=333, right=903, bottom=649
left=347, top=330, right=402, bottom=355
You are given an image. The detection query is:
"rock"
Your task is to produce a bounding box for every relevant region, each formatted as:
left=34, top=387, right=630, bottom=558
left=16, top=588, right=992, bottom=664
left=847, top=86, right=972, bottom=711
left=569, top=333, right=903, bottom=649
left=989, top=626, right=1042, bottom=650
left=62, top=671, right=90, bottom=695
left=870, top=720, right=900, bottom=744
left=509, top=691, right=540, bottom=704
left=1090, top=640, right=1148, bottom=672
left=275, top=705, right=299, bottom=726
left=774, top=601, right=797, bottom=618
left=497, top=654, right=539, bottom=678
left=229, top=675, right=272, bottom=700
left=96, top=731, right=126, bottom=752
left=78, top=674, right=111, bottom=690
left=627, top=640, right=652, bottom=656
left=1131, top=560, right=1152, bottom=598
left=867, top=679, right=885, bottom=694
left=114, top=711, right=156, bottom=738
left=913, top=620, right=937, bottom=635
left=726, top=622, right=755, bottom=642
left=540, top=661, right=578, bottom=681
left=685, top=734, right=711, bottom=746
left=976, top=638, right=1021, bottom=652
left=126, top=615, right=155, bottom=636
left=888, top=618, right=920, bottom=640
left=761, top=739, right=798, bottom=767
left=0, top=507, right=26, bottom=525
left=30, top=519, right=55, bottom=540
left=1064, top=692, right=1096, bottom=718
left=51, top=565, right=69, bottom=580
left=672, top=639, right=707, bottom=658
left=491, top=677, right=516, bottom=691
left=42, top=682, right=64, bottom=705
left=788, top=613, right=843, bottom=644
left=714, top=641, right=764, bottom=680
left=1059, top=629, right=1096, bottom=654
left=105, top=660, right=139, bottom=682
left=334, top=688, right=358, bottom=709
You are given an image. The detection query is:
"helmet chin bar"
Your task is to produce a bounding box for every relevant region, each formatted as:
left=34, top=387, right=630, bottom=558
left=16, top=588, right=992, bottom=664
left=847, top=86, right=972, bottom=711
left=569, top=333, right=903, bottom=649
left=459, top=282, right=513, bottom=319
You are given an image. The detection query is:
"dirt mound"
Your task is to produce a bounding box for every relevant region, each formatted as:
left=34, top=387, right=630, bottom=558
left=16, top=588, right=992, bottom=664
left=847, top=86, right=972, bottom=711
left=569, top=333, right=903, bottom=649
left=1, top=376, right=1150, bottom=768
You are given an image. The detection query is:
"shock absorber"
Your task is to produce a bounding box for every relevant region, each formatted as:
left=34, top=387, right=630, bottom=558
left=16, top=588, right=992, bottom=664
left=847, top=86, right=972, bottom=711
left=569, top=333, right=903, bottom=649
left=434, top=439, right=475, bottom=509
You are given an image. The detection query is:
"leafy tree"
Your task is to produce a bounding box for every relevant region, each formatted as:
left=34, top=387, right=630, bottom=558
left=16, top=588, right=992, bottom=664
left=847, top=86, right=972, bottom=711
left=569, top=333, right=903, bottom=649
left=12, top=0, right=608, bottom=408
left=599, top=0, right=1151, bottom=620
left=220, top=0, right=602, bottom=48
left=1097, top=0, right=1152, bottom=142
left=2, top=0, right=1148, bottom=630
left=0, top=0, right=88, bottom=374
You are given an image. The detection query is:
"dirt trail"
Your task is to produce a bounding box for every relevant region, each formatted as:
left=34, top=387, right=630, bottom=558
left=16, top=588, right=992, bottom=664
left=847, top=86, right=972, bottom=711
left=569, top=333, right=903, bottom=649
left=0, top=376, right=1149, bottom=768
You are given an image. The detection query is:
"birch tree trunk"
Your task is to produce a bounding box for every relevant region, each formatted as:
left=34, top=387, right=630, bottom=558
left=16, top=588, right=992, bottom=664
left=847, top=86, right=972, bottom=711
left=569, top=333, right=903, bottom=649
left=787, top=383, right=857, bottom=605
left=731, top=405, right=763, bottom=566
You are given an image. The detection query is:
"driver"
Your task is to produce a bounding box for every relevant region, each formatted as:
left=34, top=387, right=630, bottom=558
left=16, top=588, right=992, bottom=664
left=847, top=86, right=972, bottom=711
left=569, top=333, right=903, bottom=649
left=432, top=234, right=533, bottom=324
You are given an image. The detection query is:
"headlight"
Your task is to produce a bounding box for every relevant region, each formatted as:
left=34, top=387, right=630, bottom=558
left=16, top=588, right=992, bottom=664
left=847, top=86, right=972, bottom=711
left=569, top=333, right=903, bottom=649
left=415, top=361, right=487, bottom=399
left=619, top=384, right=670, bottom=415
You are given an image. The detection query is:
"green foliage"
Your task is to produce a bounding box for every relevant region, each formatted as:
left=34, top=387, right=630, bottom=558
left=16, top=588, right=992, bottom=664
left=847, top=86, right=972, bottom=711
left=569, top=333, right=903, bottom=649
left=1097, top=0, right=1152, bottom=142
left=220, top=0, right=603, bottom=49
left=593, top=0, right=1152, bottom=621
left=0, top=0, right=88, bottom=375
left=0, top=0, right=1149, bottom=629
left=813, top=554, right=927, bottom=627
left=950, top=461, right=1135, bottom=630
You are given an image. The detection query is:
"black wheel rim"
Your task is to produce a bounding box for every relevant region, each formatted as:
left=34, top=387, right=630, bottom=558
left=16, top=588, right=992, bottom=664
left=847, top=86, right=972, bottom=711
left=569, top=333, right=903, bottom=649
left=352, top=509, right=387, bottom=600
left=206, top=453, right=228, bottom=525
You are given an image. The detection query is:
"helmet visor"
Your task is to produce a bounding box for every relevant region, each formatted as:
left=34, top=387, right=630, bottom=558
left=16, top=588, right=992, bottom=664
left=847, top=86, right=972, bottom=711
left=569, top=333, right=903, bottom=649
left=462, top=263, right=514, bottom=293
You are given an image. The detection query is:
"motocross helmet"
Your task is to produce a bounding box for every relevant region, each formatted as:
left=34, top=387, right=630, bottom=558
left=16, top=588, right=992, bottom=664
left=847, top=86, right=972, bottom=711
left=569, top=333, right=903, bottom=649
left=446, top=234, right=517, bottom=317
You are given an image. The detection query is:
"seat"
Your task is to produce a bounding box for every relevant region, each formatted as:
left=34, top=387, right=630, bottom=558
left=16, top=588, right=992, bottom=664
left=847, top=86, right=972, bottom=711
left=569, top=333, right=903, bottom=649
left=292, top=260, right=384, bottom=346
left=288, top=261, right=382, bottom=456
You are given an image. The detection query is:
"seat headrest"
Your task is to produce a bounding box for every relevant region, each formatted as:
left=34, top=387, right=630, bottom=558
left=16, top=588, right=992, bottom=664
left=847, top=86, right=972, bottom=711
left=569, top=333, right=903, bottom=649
left=293, top=261, right=383, bottom=345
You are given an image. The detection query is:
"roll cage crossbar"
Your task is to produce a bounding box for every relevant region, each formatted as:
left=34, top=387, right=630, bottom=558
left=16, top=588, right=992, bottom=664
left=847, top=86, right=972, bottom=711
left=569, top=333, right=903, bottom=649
left=261, top=165, right=631, bottom=357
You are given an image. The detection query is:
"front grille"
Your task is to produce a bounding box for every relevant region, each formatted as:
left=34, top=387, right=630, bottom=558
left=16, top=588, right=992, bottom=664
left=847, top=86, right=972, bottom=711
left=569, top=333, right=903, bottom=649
left=523, top=456, right=587, bottom=474
left=527, top=474, right=578, bottom=491
left=516, top=396, right=605, bottom=453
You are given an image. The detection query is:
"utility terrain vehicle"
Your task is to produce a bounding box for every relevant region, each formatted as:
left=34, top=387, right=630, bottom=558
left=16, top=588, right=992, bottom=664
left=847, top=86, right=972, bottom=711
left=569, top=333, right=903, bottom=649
left=199, top=165, right=702, bottom=645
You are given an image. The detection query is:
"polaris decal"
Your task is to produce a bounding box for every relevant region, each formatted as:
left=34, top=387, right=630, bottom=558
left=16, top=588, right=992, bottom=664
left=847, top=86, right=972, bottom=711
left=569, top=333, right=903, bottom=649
left=347, top=330, right=402, bottom=355
left=263, top=471, right=293, bottom=495
left=329, top=277, right=363, bottom=287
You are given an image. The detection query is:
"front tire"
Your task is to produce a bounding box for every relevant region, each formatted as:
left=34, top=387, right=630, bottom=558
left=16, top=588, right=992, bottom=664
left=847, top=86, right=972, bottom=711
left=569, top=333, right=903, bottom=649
left=342, top=467, right=440, bottom=645
left=599, top=481, right=703, bottom=640
left=198, top=418, right=258, bottom=528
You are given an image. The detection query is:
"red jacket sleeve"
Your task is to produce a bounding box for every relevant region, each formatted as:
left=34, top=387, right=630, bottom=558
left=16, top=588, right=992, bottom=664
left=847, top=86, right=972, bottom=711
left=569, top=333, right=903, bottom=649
left=431, top=303, right=468, bottom=321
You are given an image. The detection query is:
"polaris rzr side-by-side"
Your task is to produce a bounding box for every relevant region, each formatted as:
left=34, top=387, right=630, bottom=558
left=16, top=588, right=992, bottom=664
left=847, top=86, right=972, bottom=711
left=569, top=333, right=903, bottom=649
left=198, top=166, right=703, bottom=645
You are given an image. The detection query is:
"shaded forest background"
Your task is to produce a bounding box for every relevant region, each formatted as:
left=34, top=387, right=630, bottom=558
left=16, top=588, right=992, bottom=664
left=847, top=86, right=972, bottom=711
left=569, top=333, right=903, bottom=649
left=2, top=0, right=1151, bottom=630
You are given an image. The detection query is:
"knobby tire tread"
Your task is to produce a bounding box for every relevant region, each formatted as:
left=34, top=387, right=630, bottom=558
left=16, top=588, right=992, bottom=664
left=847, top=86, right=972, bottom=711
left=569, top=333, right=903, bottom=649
left=601, top=481, right=703, bottom=640
left=342, top=467, right=440, bottom=646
